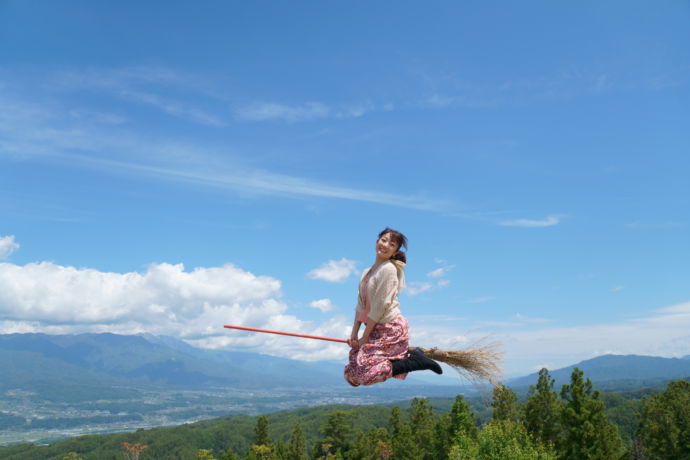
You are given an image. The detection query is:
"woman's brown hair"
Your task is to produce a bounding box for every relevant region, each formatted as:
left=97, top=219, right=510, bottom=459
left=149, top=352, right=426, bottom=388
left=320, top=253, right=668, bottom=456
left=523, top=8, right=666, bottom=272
left=378, top=227, right=408, bottom=263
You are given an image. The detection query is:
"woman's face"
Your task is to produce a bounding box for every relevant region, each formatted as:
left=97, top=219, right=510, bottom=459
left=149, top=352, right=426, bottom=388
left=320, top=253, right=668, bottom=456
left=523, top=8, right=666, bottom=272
left=375, top=232, right=399, bottom=260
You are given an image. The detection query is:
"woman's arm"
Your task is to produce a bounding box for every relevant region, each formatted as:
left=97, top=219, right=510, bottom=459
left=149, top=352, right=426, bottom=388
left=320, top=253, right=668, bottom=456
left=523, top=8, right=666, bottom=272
left=359, top=320, right=376, bottom=344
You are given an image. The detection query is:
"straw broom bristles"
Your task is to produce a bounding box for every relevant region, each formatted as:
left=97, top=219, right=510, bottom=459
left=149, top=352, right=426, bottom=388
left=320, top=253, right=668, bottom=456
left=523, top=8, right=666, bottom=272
left=417, top=341, right=503, bottom=386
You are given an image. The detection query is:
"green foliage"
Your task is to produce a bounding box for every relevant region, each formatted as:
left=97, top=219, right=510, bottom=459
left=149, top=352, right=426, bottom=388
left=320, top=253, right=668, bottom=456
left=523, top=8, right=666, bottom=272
left=349, top=427, right=391, bottom=460
left=286, top=423, right=307, bottom=460
left=219, top=448, right=242, bottom=460
left=246, top=444, right=274, bottom=460
left=388, top=405, right=416, bottom=460
left=62, top=453, right=84, bottom=460
left=524, top=368, right=562, bottom=448
left=491, top=384, right=521, bottom=422
left=559, top=368, right=625, bottom=460
left=255, top=415, right=271, bottom=447
left=433, top=395, right=478, bottom=460
left=4, top=371, right=685, bottom=460
left=315, top=410, right=354, bottom=458
left=409, top=398, right=436, bottom=460
left=637, top=379, right=690, bottom=460
left=449, top=420, right=557, bottom=460
left=197, top=449, right=217, bottom=460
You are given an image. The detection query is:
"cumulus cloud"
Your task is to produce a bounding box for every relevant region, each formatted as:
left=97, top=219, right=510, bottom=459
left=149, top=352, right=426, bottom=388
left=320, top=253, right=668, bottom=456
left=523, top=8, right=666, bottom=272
left=0, top=260, right=351, bottom=361
left=500, top=215, right=561, bottom=227
left=0, top=235, right=19, bottom=259
left=307, top=258, right=358, bottom=283
left=309, top=298, right=337, bottom=313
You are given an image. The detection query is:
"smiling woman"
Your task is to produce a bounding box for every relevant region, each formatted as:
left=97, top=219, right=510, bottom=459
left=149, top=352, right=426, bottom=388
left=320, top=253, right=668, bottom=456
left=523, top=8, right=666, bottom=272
left=344, top=228, right=444, bottom=386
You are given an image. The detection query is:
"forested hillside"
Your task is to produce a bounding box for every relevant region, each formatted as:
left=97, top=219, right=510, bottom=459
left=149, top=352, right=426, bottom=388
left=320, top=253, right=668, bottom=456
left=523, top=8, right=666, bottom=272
left=1, top=369, right=688, bottom=460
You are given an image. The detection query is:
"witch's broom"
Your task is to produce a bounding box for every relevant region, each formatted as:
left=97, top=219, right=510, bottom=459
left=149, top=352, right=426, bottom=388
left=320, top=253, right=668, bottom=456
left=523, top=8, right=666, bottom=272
left=223, top=324, right=503, bottom=385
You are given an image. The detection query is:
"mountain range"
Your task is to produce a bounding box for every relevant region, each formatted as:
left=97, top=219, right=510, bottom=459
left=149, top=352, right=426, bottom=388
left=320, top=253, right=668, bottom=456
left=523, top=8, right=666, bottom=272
left=1, top=333, right=688, bottom=398
left=507, top=353, right=690, bottom=390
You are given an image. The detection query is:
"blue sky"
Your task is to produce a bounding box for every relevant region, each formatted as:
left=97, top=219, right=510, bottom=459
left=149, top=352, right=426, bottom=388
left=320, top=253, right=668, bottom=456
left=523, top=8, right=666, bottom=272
left=1, top=1, right=689, bottom=378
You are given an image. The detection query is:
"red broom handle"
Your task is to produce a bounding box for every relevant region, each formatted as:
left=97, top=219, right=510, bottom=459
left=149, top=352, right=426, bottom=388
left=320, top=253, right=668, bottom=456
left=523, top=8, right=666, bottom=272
left=224, top=324, right=348, bottom=344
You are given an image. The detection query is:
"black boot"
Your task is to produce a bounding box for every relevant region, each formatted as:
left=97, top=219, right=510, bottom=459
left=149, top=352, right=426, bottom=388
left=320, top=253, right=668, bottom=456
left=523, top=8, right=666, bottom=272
left=391, top=348, right=443, bottom=376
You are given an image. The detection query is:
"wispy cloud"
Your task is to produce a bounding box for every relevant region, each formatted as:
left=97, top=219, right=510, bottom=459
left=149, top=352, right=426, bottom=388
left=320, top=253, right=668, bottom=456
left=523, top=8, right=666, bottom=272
left=610, top=286, right=625, bottom=292
left=0, top=87, right=449, bottom=212
left=236, top=101, right=331, bottom=123
left=54, top=67, right=227, bottom=127
left=407, top=260, right=454, bottom=296
left=0, top=235, right=19, bottom=259
left=235, top=100, right=378, bottom=123
left=424, top=300, right=690, bottom=375
left=500, top=215, right=561, bottom=228
left=427, top=264, right=455, bottom=278
left=307, top=258, right=358, bottom=283
left=117, top=88, right=226, bottom=127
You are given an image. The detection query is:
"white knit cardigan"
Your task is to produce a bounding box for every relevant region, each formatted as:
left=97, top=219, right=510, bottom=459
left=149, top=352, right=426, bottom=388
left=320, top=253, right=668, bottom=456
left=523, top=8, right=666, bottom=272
left=355, top=259, right=406, bottom=324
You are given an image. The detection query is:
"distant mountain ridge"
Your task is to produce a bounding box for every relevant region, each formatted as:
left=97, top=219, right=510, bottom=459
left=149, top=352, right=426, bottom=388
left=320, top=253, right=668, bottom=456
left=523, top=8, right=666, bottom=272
left=2, top=333, right=688, bottom=398
left=0, top=332, right=344, bottom=392
left=508, top=354, right=690, bottom=390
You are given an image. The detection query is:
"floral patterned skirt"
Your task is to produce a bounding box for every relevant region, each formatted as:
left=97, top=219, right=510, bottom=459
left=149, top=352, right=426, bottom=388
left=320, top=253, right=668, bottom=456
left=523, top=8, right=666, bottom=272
left=344, top=315, right=410, bottom=387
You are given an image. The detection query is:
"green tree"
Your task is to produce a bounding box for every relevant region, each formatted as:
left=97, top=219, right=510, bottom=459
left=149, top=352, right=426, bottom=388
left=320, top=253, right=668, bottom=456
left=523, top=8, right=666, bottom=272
left=492, top=384, right=521, bottom=422
left=350, top=427, right=392, bottom=460
left=219, top=449, right=242, bottom=460
left=286, top=423, right=307, bottom=460
left=409, top=398, right=436, bottom=460
left=559, top=368, right=625, bottom=460
left=246, top=444, right=274, bottom=460
left=524, top=368, right=562, bottom=449
left=433, top=395, right=478, bottom=460
left=255, top=415, right=271, bottom=447
left=389, top=406, right=416, bottom=460
left=449, top=420, right=557, bottom=460
left=637, top=379, right=690, bottom=460
left=317, top=410, right=354, bottom=458
left=63, top=453, right=84, bottom=460
left=198, top=449, right=217, bottom=460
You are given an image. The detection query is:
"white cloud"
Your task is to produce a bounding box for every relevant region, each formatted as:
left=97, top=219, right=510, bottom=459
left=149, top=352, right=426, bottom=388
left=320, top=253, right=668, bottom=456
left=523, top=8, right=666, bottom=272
left=0, top=87, right=449, bottom=212
left=407, top=261, right=454, bottom=295
left=0, top=260, right=352, bottom=361
left=55, top=67, right=226, bottom=127
left=500, top=215, right=561, bottom=227
left=406, top=279, right=452, bottom=296
left=427, top=264, right=455, bottom=278
left=235, top=100, right=377, bottom=123
left=514, top=313, right=552, bottom=324
left=309, top=298, right=337, bottom=312
left=406, top=281, right=434, bottom=296
left=307, top=258, right=358, bottom=283
left=236, top=102, right=331, bottom=123
left=610, top=286, right=625, bottom=292
left=0, top=235, right=19, bottom=259
left=418, top=300, right=690, bottom=376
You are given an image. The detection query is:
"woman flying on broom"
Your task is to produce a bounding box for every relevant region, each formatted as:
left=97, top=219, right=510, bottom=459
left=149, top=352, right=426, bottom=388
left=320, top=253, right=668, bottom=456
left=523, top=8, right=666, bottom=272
left=225, top=228, right=501, bottom=385
left=344, top=227, right=443, bottom=386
